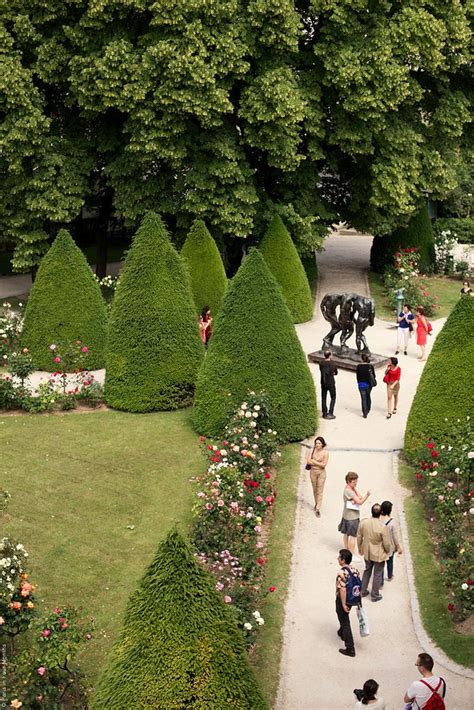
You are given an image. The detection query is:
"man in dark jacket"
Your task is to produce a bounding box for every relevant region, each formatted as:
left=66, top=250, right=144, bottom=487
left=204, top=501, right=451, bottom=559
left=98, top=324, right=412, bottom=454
left=319, top=350, right=338, bottom=419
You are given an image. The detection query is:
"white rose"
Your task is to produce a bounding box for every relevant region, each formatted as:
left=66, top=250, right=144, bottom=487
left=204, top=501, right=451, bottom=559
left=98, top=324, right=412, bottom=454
left=257, top=617, right=265, bottom=625
left=244, top=622, right=252, bottom=630
left=461, top=583, right=468, bottom=591
left=254, top=405, right=261, bottom=411
left=455, top=468, right=460, bottom=474
left=468, top=452, right=474, bottom=459
left=454, top=499, right=460, bottom=506
left=469, top=508, right=474, bottom=515
left=245, top=411, right=252, bottom=418
left=241, top=403, right=247, bottom=410
left=250, top=421, right=256, bottom=428
left=252, top=412, right=258, bottom=418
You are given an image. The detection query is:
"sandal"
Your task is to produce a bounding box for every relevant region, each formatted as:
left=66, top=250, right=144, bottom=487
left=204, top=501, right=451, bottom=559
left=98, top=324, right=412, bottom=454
left=393, top=408, right=397, bottom=414
left=386, top=413, right=392, bottom=419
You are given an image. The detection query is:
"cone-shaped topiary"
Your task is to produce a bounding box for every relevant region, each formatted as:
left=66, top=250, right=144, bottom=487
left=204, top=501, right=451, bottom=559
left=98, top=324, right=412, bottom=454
left=105, top=212, right=204, bottom=412
left=91, top=529, right=268, bottom=710
left=259, top=214, right=313, bottom=323
left=405, top=295, right=474, bottom=458
left=20, top=230, right=107, bottom=370
left=192, top=248, right=317, bottom=442
left=370, top=203, right=436, bottom=274
left=181, top=219, right=227, bottom=316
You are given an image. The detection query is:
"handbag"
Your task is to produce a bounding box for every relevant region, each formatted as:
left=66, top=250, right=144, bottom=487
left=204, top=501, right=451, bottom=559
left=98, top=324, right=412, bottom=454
left=383, top=373, right=389, bottom=384
left=357, top=605, right=370, bottom=637
left=305, top=445, right=315, bottom=470
left=369, top=366, right=377, bottom=388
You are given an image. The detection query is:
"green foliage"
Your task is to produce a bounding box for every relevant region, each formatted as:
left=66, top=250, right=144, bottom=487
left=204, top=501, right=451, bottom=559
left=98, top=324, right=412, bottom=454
left=259, top=215, right=313, bottom=323
left=181, top=220, right=227, bottom=315
left=20, top=230, right=107, bottom=370
left=105, top=212, right=204, bottom=412
left=91, top=529, right=268, bottom=710
left=405, top=296, right=474, bottom=458
left=192, top=249, right=317, bottom=442
left=433, top=217, right=474, bottom=245
left=370, top=203, right=436, bottom=274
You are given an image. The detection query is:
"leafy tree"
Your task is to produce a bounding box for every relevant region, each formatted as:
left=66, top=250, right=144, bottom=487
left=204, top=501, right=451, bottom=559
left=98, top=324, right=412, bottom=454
left=105, top=212, right=204, bottom=412
left=405, top=295, right=474, bottom=458
left=370, top=203, right=436, bottom=274
left=91, top=529, right=268, bottom=710
left=181, top=220, right=227, bottom=316
left=20, top=230, right=107, bottom=370
left=259, top=214, right=313, bottom=323
left=192, top=248, right=317, bottom=442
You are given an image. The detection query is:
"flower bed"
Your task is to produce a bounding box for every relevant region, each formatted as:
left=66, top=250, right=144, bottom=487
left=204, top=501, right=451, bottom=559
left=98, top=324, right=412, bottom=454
left=191, top=391, right=279, bottom=644
left=413, top=417, right=473, bottom=620
left=383, top=248, right=440, bottom=317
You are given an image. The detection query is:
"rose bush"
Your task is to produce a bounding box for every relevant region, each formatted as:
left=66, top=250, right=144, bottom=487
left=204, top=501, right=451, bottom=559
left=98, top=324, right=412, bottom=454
left=191, top=391, right=278, bottom=644
left=414, top=417, right=473, bottom=620
left=383, top=248, right=439, bottom=317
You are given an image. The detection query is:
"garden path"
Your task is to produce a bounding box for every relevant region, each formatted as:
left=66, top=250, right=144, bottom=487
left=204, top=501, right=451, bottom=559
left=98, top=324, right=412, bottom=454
left=276, top=232, right=473, bottom=709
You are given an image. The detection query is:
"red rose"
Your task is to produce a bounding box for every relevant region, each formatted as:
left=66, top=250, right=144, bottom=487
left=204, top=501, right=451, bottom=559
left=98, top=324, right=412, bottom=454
left=264, top=473, right=271, bottom=480
left=427, top=442, right=434, bottom=449
left=266, top=495, right=273, bottom=504
left=207, top=445, right=213, bottom=451
left=222, top=440, right=229, bottom=445
left=269, top=586, right=276, bottom=592
left=467, top=579, right=474, bottom=586
left=199, top=436, right=206, bottom=442
left=416, top=473, right=422, bottom=480
left=257, top=557, right=264, bottom=566
left=447, top=603, right=455, bottom=612
left=431, top=451, right=438, bottom=458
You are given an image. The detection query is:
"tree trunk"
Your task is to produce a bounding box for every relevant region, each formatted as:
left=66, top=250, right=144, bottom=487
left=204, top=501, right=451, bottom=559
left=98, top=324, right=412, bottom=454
left=95, top=188, right=114, bottom=278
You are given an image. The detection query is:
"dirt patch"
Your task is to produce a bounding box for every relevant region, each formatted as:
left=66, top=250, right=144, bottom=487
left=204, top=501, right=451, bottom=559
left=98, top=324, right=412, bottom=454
left=455, top=614, right=474, bottom=636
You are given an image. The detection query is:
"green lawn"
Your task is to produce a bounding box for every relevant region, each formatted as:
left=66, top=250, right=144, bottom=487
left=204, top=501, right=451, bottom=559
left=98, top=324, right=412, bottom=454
left=254, top=443, right=301, bottom=705
left=368, top=271, right=462, bottom=321
left=1, top=409, right=203, bottom=682
left=399, top=460, right=473, bottom=668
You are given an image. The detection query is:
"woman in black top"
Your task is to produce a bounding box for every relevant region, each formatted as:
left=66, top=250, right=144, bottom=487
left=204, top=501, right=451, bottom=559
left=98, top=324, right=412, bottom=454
left=460, top=280, right=472, bottom=295
left=356, top=353, right=376, bottom=419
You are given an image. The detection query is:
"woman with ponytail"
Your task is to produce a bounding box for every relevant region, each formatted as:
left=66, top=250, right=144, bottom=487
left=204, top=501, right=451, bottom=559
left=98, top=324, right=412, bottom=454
left=353, top=679, right=385, bottom=708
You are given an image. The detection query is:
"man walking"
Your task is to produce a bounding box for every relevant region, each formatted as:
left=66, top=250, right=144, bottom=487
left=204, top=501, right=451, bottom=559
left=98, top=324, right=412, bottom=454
left=335, top=549, right=358, bottom=657
left=404, top=653, right=446, bottom=708
left=319, top=350, right=338, bottom=420
left=357, top=503, right=391, bottom=601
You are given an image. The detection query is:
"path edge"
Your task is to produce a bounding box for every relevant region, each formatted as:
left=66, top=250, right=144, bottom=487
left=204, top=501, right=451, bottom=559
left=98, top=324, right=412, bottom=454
left=393, top=451, right=474, bottom=680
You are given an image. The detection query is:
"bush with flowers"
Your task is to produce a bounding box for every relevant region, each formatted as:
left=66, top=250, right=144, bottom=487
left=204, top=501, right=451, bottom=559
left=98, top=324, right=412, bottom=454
left=413, top=417, right=473, bottom=621
left=0, top=301, right=24, bottom=365
left=383, top=248, right=439, bottom=317
left=191, top=391, right=279, bottom=643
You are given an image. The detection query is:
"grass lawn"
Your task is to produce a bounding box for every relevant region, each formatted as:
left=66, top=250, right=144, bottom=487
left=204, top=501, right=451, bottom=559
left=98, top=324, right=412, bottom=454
left=368, top=271, right=462, bottom=321
left=0, top=408, right=204, bottom=682
left=399, top=460, right=473, bottom=668
left=254, top=443, right=301, bottom=704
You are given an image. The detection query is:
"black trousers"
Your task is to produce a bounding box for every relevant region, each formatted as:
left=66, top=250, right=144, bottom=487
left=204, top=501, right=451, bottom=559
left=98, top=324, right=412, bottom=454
left=321, top=384, right=336, bottom=416
left=359, top=386, right=372, bottom=417
left=336, top=596, right=354, bottom=653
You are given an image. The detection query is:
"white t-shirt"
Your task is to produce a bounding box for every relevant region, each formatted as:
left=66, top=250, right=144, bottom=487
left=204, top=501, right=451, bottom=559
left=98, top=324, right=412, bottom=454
left=406, top=676, right=445, bottom=708
left=354, top=698, right=385, bottom=709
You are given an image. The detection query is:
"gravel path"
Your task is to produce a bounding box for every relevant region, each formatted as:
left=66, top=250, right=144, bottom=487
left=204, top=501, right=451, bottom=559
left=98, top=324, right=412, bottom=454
left=276, top=233, right=473, bottom=709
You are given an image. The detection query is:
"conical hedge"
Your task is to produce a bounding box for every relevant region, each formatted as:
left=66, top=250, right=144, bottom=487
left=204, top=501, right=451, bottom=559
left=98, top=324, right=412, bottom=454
left=370, top=203, right=436, bottom=274
left=20, top=230, right=107, bottom=370
left=192, top=249, right=317, bottom=441
left=259, top=214, right=313, bottom=323
left=405, top=295, right=474, bottom=457
left=91, top=529, right=268, bottom=710
left=181, top=219, right=227, bottom=315
left=105, top=212, right=204, bottom=412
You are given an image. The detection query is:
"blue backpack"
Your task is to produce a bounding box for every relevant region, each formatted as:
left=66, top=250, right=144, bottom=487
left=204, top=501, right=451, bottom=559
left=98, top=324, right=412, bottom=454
left=343, top=566, right=362, bottom=606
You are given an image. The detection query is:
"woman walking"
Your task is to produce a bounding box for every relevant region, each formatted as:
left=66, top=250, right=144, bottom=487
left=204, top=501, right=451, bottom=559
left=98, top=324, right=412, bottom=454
left=415, top=306, right=429, bottom=360
left=198, top=305, right=213, bottom=347
left=380, top=500, right=403, bottom=583
left=383, top=357, right=401, bottom=419
left=356, top=353, right=376, bottom=418
left=306, top=436, right=329, bottom=517
left=338, top=472, right=370, bottom=561
left=395, top=304, right=414, bottom=356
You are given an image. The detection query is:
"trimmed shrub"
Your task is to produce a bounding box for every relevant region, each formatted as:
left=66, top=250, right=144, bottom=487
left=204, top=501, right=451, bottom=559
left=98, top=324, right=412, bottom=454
left=405, top=295, right=474, bottom=458
left=370, top=203, right=436, bottom=274
left=181, top=219, right=227, bottom=315
left=259, top=214, right=313, bottom=323
left=192, top=248, right=317, bottom=442
left=91, top=529, right=268, bottom=710
left=105, top=212, right=204, bottom=412
left=20, top=230, right=107, bottom=370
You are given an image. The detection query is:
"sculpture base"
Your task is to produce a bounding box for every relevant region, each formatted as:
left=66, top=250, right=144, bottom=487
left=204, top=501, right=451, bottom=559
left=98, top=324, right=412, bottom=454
left=307, top=349, right=388, bottom=372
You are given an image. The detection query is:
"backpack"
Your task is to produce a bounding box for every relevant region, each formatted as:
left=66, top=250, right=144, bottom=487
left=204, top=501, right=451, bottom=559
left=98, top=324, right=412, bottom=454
left=343, top=566, right=362, bottom=607
left=419, top=678, right=445, bottom=710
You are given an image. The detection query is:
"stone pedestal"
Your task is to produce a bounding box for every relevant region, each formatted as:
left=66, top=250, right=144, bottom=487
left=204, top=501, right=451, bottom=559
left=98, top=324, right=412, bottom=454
left=307, top=348, right=388, bottom=372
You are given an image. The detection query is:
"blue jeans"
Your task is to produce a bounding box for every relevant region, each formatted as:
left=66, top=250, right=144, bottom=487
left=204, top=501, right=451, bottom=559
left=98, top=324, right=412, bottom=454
left=381, top=554, right=394, bottom=585
left=359, top=385, right=372, bottom=417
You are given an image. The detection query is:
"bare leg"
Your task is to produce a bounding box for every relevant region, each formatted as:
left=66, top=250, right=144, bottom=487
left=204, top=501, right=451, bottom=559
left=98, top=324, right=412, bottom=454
left=393, top=391, right=399, bottom=412
left=347, top=535, right=357, bottom=556
left=343, top=534, right=349, bottom=549
left=387, top=387, right=393, bottom=415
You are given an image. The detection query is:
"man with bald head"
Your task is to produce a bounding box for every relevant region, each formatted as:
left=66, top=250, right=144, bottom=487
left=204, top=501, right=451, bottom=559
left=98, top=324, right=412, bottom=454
left=357, top=503, right=391, bottom=602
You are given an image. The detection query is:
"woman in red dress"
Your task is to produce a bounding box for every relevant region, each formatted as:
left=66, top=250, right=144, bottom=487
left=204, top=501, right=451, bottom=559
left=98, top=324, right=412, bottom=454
left=198, top=306, right=213, bottom=347
left=383, top=356, right=401, bottom=419
left=415, top=306, right=429, bottom=361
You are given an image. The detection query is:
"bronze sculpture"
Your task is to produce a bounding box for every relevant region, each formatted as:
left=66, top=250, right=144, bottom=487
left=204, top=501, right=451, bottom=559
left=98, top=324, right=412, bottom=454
left=321, top=293, right=375, bottom=354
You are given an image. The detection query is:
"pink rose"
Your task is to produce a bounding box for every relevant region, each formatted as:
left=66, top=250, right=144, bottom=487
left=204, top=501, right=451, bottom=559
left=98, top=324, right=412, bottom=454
left=224, top=595, right=232, bottom=604
left=205, top=503, right=213, bottom=511
left=54, top=356, right=61, bottom=363
left=41, top=629, right=51, bottom=637
left=255, top=496, right=263, bottom=503
left=217, top=500, right=224, bottom=507
left=81, top=346, right=88, bottom=353
left=37, top=667, right=46, bottom=676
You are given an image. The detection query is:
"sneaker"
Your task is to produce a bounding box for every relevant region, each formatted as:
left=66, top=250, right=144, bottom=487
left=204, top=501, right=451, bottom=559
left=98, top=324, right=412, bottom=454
left=339, top=648, right=356, bottom=657
left=387, top=576, right=394, bottom=582
left=325, top=414, right=336, bottom=420
left=371, top=594, right=383, bottom=602
left=361, top=591, right=369, bottom=598
left=316, top=509, right=321, bottom=517
left=404, top=351, right=407, bottom=356
left=395, top=350, right=399, bottom=355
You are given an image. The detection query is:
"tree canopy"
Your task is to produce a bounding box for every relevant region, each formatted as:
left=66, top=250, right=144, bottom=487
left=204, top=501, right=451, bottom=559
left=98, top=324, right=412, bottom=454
left=1, top=1, right=472, bottom=269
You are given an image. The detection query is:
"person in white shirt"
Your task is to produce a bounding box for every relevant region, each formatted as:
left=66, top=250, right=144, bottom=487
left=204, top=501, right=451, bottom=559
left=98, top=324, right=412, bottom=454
left=404, top=653, right=446, bottom=708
